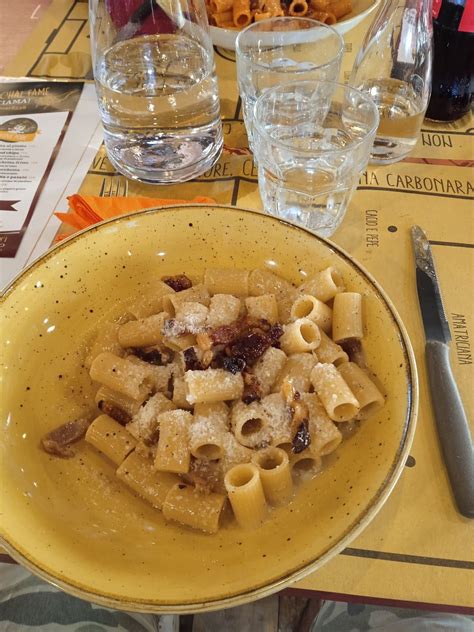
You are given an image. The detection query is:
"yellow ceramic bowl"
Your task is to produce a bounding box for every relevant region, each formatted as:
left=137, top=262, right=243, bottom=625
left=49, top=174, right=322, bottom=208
left=0, top=205, right=417, bottom=613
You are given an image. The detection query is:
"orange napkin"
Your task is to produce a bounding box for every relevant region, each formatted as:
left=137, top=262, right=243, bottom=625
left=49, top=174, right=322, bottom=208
left=55, top=194, right=216, bottom=236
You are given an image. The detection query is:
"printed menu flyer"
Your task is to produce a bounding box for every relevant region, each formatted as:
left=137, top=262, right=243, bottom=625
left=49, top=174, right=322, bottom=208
left=0, top=80, right=102, bottom=287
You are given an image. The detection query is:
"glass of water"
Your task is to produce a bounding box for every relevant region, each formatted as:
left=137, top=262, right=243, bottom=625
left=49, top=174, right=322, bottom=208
left=89, top=0, right=223, bottom=184
left=235, top=17, right=344, bottom=151
left=252, top=81, right=379, bottom=237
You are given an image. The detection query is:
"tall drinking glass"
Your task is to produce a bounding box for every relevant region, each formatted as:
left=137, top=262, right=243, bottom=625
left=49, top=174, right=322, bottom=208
left=235, top=17, right=344, bottom=150
left=253, top=81, right=379, bottom=237
left=89, top=0, right=223, bottom=184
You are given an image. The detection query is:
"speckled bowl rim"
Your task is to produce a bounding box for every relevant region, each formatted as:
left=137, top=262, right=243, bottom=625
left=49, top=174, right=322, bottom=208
left=0, top=204, right=419, bottom=614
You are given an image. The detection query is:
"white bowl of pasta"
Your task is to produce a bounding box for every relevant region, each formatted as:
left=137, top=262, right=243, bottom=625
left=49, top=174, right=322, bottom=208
left=0, top=205, right=417, bottom=612
left=209, top=0, right=380, bottom=49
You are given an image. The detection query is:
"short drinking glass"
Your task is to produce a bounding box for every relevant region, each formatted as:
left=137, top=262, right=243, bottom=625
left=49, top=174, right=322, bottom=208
left=89, top=0, right=223, bottom=184
left=235, top=17, right=344, bottom=149
left=252, top=81, right=379, bottom=237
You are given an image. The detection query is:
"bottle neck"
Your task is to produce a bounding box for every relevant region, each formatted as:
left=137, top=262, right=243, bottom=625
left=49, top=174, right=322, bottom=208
left=433, top=0, right=470, bottom=29
left=419, top=0, right=435, bottom=30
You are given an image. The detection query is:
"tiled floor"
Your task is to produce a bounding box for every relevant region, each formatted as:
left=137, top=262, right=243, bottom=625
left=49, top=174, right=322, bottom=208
left=0, top=0, right=52, bottom=74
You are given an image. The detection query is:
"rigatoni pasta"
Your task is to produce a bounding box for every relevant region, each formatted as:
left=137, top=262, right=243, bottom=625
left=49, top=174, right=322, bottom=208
left=224, top=463, right=267, bottom=528
left=172, top=376, right=193, bottom=409
left=272, top=352, right=317, bottom=393
left=316, top=329, right=348, bottom=366
left=185, top=368, right=244, bottom=404
left=208, top=294, right=241, bottom=328
left=154, top=410, right=192, bottom=473
left=117, top=312, right=168, bottom=348
left=289, top=0, right=309, bottom=15
left=290, top=450, right=322, bottom=476
left=163, top=483, right=226, bottom=534
left=126, top=392, right=176, bottom=443
left=308, top=10, right=337, bottom=23
left=245, top=294, right=279, bottom=324
left=210, top=0, right=234, bottom=12
left=329, top=0, right=352, bottom=17
left=299, top=266, right=345, bottom=303
left=206, top=0, right=352, bottom=28
left=280, top=318, right=321, bottom=353
left=252, top=346, right=287, bottom=396
left=332, top=292, right=364, bottom=342
left=220, top=431, right=253, bottom=472
left=89, top=352, right=151, bottom=401
left=290, top=295, right=332, bottom=333
left=252, top=447, right=293, bottom=505
left=189, top=417, right=226, bottom=460
left=248, top=268, right=298, bottom=323
left=174, top=302, right=209, bottom=332
left=337, top=362, right=385, bottom=419
left=310, top=362, right=360, bottom=421
left=204, top=268, right=249, bottom=296
left=162, top=331, right=196, bottom=352
left=262, top=393, right=292, bottom=449
left=85, top=414, right=137, bottom=465
left=42, top=267, right=384, bottom=535
left=193, top=401, right=229, bottom=430
left=162, top=284, right=210, bottom=316
left=85, top=322, right=124, bottom=369
left=117, top=451, right=179, bottom=509
left=127, top=280, right=173, bottom=319
left=260, top=0, right=285, bottom=16
left=95, top=384, right=145, bottom=419
left=212, top=10, right=234, bottom=26
left=302, top=393, right=342, bottom=455
left=231, top=400, right=270, bottom=447
left=127, top=355, right=174, bottom=393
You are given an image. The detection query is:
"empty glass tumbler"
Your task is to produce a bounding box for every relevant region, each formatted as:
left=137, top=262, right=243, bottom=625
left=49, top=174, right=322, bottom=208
left=236, top=18, right=344, bottom=150
left=89, top=0, right=223, bottom=183
left=252, top=81, right=379, bottom=237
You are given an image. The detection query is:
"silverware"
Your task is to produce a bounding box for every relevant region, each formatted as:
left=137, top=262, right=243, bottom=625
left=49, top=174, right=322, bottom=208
left=411, top=225, right=474, bottom=518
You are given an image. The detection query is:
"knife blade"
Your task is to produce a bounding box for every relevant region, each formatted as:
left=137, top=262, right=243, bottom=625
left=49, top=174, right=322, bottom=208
left=411, top=225, right=474, bottom=518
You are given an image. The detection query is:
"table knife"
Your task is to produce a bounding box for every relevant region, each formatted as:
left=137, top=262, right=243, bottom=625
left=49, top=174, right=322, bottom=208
left=411, top=225, right=474, bottom=518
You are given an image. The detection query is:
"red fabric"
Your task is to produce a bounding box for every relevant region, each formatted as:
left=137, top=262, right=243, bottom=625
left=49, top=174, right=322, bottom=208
left=106, top=0, right=175, bottom=35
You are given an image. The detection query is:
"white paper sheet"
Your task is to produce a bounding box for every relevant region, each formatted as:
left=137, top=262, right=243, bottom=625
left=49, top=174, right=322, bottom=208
left=0, top=80, right=102, bottom=289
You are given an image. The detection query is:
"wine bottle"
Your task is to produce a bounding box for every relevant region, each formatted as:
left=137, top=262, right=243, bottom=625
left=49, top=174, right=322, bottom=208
left=426, top=0, right=474, bottom=121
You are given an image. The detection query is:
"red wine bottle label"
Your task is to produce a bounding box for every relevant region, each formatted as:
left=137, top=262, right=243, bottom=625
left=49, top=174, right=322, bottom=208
left=432, top=0, right=442, bottom=19
left=459, top=0, right=474, bottom=31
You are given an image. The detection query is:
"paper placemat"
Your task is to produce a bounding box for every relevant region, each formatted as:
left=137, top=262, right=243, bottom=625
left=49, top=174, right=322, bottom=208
left=4, top=0, right=473, bottom=609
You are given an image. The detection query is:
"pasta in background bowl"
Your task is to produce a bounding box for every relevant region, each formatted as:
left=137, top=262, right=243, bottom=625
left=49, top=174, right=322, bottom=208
left=209, top=0, right=381, bottom=49
left=0, top=205, right=417, bottom=613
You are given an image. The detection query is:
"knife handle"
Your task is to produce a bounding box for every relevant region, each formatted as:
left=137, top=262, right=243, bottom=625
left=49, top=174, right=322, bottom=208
left=426, top=340, right=474, bottom=518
